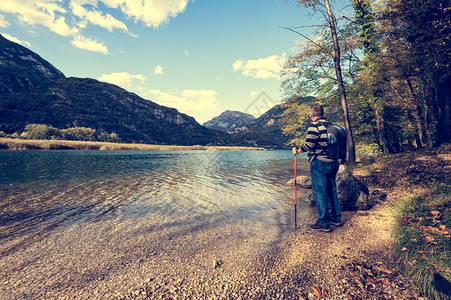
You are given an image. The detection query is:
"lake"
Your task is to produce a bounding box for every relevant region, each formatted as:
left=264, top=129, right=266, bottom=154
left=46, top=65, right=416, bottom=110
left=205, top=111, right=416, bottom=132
left=0, top=150, right=313, bottom=298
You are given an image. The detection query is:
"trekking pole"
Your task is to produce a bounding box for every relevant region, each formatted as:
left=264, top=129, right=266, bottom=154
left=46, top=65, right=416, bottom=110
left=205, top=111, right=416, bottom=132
left=293, top=145, right=298, bottom=230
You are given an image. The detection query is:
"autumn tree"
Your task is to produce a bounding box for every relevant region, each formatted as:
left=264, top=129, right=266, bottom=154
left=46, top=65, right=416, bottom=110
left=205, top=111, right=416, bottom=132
left=381, top=0, right=451, bottom=147
left=282, top=0, right=357, bottom=164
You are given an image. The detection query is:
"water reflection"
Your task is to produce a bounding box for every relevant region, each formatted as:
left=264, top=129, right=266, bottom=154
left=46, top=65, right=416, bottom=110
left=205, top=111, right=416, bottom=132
left=0, top=150, right=310, bottom=233
left=0, top=150, right=315, bottom=297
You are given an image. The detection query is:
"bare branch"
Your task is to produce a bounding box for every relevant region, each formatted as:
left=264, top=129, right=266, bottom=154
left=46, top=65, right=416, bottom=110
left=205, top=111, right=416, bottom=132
left=280, top=26, right=333, bottom=57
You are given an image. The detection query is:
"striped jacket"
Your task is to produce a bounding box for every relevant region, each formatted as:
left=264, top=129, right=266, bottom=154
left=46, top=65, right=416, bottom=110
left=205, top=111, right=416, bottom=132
left=300, top=118, right=334, bottom=163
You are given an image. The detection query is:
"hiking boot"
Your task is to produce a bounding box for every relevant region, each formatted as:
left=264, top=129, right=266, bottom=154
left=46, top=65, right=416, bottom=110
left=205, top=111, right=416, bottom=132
left=330, top=221, right=344, bottom=227
left=308, top=221, right=331, bottom=232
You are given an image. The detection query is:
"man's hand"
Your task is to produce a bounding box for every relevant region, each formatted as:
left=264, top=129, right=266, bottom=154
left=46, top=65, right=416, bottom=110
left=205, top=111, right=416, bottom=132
left=292, top=147, right=301, bottom=154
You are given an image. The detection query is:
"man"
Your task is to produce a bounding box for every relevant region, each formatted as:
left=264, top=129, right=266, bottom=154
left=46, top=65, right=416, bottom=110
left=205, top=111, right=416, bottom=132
left=292, top=103, right=343, bottom=232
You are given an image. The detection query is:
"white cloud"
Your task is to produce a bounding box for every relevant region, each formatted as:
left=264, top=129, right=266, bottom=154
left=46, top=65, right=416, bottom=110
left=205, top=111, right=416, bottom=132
left=101, top=0, right=190, bottom=28
left=71, top=35, right=109, bottom=54
left=0, top=0, right=79, bottom=37
left=98, top=72, right=146, bottom=91
left=232, top=59, right=243, bottom=72
left=70, top=1, right=128, bottom=32
left=233, top=54, right=286, bottom=79
left=0, top=14, right=9, bottom=28
left=1, top=33, right=31, bottom=48
left=154, top=65, right=163, bottom=75
left=146, top=89, right=219, bottom=116
left=184, top=49, right=190, bottom=56
left=250, top=91, right=258, bottom=98
left=0, top=0, right=190, bottom=55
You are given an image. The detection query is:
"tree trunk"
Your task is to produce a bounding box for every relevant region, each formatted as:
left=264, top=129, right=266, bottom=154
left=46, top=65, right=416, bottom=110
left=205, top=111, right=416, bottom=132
left=323, top=0, right=356, bottom=165
left=424, top=78, right=439, bottom=148
left=375, top=110, right=394, bottom=153
left=405, top=76, right=427, bottom=146
left=436, top=73, right=451, bottom=144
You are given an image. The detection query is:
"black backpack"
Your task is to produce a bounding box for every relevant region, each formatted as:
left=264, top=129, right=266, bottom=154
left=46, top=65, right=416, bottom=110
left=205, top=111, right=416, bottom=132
left=322, top=122, right=347, bottom=163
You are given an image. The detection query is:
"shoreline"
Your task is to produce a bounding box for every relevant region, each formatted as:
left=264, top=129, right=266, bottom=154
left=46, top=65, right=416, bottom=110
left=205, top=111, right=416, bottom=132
left=0, top=138, right=266, bottom=151
left=1, top=146, right=448, bottom=298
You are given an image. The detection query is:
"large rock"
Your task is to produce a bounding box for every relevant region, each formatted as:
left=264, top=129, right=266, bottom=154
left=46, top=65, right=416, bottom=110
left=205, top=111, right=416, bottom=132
left=285, top=165, right=371, bottom=210
left=286, top=175, right=312, bottom=188
left=336, top=165, right=370, bottom=210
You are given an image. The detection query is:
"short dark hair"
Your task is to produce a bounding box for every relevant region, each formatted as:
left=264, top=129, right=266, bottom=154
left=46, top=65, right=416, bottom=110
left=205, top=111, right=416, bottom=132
left=309, top=103, right=324, bottom=117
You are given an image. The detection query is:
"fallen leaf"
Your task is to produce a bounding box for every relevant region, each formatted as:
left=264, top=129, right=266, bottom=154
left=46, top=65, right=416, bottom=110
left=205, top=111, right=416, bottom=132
left=312, top=286, right=321, bottom=299
left=439, top=224, right=446, bottom=230
left=425, top=235, right=435, bottom=242
left=402, top=247, right=407, bottom=251
left=431, top=210, right=440, bottom=216
left=376, top=266, right=395, bottom=275
left=294, top=292, right=306, bottom=300
left=345, top=293, right=354, bottom=300
left=382, top=278, right=390, bottom=285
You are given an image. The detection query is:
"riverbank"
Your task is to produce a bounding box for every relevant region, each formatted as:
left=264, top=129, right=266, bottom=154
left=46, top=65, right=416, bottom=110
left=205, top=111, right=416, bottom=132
left=0, top=138, right=265, bottom=151
left=117, top=144, right=449, bottom=299
left=1, top=145, right=448, bottom=299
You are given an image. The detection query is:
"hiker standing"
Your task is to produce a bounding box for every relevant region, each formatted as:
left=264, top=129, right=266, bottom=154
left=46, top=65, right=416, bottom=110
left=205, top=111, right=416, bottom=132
left=292, top=103, right=343, bottom=232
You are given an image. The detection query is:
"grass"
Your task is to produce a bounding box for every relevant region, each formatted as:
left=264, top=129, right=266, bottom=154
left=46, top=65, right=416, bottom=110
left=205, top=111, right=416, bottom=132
left=0, top=138, right=266, bottom=151
left=393, top=184, right=451, bottom=299
left=355, top=144, right=451, bottom=299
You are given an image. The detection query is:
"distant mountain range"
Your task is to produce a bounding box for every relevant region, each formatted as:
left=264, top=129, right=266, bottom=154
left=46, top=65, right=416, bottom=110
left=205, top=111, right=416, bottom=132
left=202, top=110, right=255, bottom=132
left=0, top=34, right=315, bottom=147
left=0, top=34, right=228, bottom=145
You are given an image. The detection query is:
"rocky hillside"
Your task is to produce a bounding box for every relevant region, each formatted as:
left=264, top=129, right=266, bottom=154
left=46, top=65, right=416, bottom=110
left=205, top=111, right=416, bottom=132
left=202, top=110, right=255, bottom=132
left=0, top=35, right=65, bottom=94
left=0, top=34, right=227, bottom=145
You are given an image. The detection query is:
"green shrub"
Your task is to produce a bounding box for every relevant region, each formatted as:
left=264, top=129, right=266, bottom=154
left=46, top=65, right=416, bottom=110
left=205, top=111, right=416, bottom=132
left=61, top=127, right=96, bottom=141
left=22, top=124, right=60, bottom=140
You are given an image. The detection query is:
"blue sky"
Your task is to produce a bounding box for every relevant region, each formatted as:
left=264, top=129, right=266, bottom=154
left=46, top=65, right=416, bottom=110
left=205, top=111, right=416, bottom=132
left=0, top=0, right=327, bottom=124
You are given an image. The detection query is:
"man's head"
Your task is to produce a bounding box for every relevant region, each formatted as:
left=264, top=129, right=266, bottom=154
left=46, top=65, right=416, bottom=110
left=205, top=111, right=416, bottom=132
left=309, top=103, right=324, bottom=120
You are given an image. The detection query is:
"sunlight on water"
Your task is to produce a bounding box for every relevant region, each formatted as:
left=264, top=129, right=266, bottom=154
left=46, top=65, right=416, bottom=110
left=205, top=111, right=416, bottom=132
left=0, top=150, right=312, bottom=298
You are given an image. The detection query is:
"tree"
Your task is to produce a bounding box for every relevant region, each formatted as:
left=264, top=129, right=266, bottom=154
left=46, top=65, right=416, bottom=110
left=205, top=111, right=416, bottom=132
left=20, top=124, right=60, bottom=140
left=352, top=0, right=402, bottom=153
left=61, top=127, right=96, bottom=141
left=382, top=0, right=451, bottom=147
left=282, top=0, right=357, bottom=164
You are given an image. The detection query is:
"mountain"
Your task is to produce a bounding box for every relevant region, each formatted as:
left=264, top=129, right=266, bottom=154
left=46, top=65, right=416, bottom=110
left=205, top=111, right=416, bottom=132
left=202, top=110, right=255, bottom=131
left=227, top=97, right=316, bottom=148
left=0, top=34, right=227, bottom=145
left=0, top=35, right=65, bottom=94
left=226, top=104, right=290, bottom=147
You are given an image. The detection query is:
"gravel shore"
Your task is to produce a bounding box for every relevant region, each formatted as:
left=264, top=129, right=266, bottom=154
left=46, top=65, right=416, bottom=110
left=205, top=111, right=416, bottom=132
left=1, top=177, right=421, bottom=299
left=117, top=198, right=420, bottom=299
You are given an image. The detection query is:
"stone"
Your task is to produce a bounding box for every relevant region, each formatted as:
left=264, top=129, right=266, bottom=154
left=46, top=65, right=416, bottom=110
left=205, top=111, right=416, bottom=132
left=336, top=165, right=370, bottom=211
left=286, top=175, right=312, bottom=188
left=286, top=165, right=371, bottom=211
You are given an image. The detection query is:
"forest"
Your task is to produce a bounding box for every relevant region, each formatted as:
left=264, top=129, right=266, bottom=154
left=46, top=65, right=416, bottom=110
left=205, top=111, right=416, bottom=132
left=281, top=0, right=450, bottom=165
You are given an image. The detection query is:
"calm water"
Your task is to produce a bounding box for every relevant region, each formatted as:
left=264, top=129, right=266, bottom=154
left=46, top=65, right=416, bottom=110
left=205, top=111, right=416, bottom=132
left=0, top=150, right=312, bottom=297
left=0, top=150, right=310, bottom=228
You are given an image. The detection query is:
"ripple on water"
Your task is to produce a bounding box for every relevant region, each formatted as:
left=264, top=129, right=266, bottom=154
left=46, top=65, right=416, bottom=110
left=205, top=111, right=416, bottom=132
left=0, top=150, right=312, bottom=298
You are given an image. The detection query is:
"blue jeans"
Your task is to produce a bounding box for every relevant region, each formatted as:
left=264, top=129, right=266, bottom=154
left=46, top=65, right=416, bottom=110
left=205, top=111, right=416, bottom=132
left=310, top=159, right=341, bottom=227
